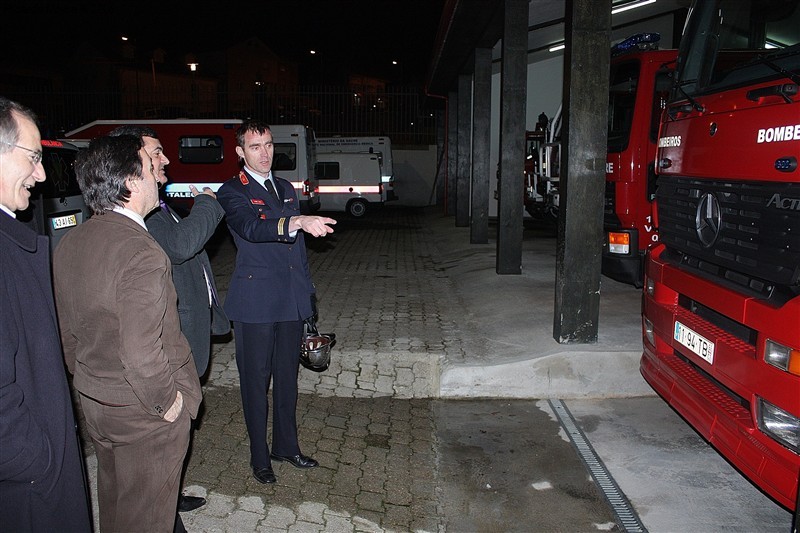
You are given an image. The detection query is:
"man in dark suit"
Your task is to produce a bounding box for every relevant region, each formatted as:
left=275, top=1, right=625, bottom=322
left=53, top=134, right=202, bottom=532
left=109, top=124, right=228, bottom=513
left=217, top=120, right=335, bottom=484
left=0, top=97, right=92, bottom=532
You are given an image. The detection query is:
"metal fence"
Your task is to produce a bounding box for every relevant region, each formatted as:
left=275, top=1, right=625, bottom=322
left=10, top=86, right=437, bottom=145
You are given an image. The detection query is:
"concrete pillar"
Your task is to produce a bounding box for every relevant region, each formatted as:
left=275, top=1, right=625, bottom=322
left=435, top=109, right=446, bottom=206
left=456, top=74, right=472, bottom=227
left=496, top=0, right=528, bottom=274
left=470, top=48, right=492, bottom=244
left=446, top=91, right=458, bottom=216
left=553, top=0, right=611, bottom=343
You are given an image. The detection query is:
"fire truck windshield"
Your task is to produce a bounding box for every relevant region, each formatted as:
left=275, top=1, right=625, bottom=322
left=676, top=0, right=800, bottom=96
left=607, top=60, right=640, bottom=153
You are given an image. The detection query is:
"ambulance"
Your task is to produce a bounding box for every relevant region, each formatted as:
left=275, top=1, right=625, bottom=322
left=314, top=152, right=385, bottom=217
left=63, top=119, right=321, bottom=213
left=315, top=136, right=397, bottom=202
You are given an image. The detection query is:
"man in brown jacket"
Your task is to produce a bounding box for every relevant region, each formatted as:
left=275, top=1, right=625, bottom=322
left=53, top=134, right=202, bottom=533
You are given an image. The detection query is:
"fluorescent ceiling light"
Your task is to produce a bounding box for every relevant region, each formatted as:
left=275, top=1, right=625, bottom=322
left=548, top=0, right=656, bottom=52
left=612, top=0, right=656, bottom=15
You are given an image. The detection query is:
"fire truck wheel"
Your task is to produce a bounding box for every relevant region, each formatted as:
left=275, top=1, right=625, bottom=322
left=347, top=199, right=368, bottom=218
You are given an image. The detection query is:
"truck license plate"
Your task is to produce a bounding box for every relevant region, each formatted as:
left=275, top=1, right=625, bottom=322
left=51, top=214, right=77, bottom=229
left=674, top=321, right=715, bottom=364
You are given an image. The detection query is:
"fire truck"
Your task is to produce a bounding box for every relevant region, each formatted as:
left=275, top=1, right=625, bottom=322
left=63, top=119, right=320, bottom=213
left=523, top=35, right=677, bottom=269
left=641, top=0, right=799, bottom=516
left=522, top=110, right=560, bottom=223
left=603, top=35, right=677, bottom=287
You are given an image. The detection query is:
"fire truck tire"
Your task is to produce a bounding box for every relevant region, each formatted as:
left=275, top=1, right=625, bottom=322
left=347, top=199, right=368, bottom=218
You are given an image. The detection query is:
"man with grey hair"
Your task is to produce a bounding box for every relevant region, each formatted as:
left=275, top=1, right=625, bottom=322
left=53, top=134, right=202, bottom=532
left=0, top=96, right=92, bottom=532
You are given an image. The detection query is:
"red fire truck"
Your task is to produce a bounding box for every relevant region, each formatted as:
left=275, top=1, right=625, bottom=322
left=603, top=36, right=676, bottom=287
left=641, top=0, right=799, bottom=515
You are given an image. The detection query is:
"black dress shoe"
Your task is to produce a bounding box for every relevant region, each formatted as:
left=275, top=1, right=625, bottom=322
left=252, top=466, right=277, bottom=484
left=178, top=494, right=206, bottom=512
left=270, top=453, right=319, bottom=468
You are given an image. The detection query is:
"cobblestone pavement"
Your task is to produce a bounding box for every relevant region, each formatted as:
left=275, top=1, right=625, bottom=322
left=76, top=206, right=796, bottom=533
left=78, top=206, right=618, bottom=532
left=178, top=207, right=465, bottom=532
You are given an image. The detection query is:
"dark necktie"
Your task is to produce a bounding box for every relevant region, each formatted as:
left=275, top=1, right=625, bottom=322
left=265, top=179, right=279, bottom=201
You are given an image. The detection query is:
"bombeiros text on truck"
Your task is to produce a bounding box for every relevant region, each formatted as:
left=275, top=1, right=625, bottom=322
left=640, top=0, right=799, bottom=517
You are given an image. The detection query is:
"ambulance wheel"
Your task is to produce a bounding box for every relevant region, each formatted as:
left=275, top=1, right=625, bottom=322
left=347, top=199, right=368, bottom=218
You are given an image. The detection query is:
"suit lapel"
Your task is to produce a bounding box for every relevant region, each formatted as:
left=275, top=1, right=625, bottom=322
left=243, top=170, right=280, bottom=209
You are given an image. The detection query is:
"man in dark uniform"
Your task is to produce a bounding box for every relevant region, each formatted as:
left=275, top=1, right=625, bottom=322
left=216, top=120, right=335, bottom=484
left=0, top=97, right=92, bottom=532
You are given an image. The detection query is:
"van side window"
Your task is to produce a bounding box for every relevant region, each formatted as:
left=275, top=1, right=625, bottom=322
left=315, top=162, right=340, bottom=180
left=179, top=136, right=224, bottom=164
left=273, top=143, right=297, bottom=171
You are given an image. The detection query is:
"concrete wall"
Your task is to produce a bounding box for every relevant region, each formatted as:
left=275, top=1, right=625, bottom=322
left=393, top=145, right=439, bottom=206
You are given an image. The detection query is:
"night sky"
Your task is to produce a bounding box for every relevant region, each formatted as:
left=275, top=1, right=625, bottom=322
left=9, top=0, right=446, bottom=84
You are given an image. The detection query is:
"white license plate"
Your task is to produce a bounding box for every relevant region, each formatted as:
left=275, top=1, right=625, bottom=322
left=674, top=321, right=715, bottom=364
left=51, top=214, right=77, bottom=229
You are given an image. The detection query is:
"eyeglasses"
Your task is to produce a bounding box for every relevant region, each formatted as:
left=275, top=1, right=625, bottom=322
left=1, top=141, right=43, bottom=165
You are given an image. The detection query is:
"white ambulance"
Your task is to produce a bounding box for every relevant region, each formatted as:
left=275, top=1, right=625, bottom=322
left=314, top=152, right=386, bottom=217
left=315, top=136, right=397, bottom=202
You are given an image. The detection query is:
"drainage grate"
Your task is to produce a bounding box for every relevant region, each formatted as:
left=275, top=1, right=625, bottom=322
left=549, top=399, right=648, bottom=533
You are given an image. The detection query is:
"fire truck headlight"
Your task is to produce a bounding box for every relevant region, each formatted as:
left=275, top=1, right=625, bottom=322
left=764, top=339, right=800, bottom=376
left=756, top=398, right=800, bottom=453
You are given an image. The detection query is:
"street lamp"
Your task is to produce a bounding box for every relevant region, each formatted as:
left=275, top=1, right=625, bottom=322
left=392, top=60, right=403, bottom=85
left=310, top=50, right=322, bottom=85
left=186, top=55, right=199, bottom=116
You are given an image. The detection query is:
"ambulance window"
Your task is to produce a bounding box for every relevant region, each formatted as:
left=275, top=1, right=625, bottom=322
left=273, top=143, right=297, bottom=171
left=178, top=136, right=223, bottom=164
left=315, top=162, right=340, bottom=180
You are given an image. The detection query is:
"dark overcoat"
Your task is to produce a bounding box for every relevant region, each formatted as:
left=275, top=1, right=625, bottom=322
left=0, top=212, right=92, bottom=532
left=146, top=194, right=228, bottom=377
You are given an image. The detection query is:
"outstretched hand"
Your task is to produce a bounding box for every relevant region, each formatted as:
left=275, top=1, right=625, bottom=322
left=290, top=215, right=337, bottom=237
left=190, top=184, right=217, bottom=199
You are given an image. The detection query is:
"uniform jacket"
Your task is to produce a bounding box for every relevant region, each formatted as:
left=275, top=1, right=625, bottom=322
left=53, top=211, right=202, bottom=419
left=217, top=170, right=315, bottom=323
left=0, top=212, right=92, bottom=532
left=146, top=194, right=229, bottom=375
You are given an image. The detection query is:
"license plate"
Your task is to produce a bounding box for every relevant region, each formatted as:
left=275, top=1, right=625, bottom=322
left=51, top=214, right=77, bottom=229
left=674, top=321, right=715, bottom=364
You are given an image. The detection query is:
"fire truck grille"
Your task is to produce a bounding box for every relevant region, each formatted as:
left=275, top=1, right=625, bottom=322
left=656, top=176, right=800, bottom=300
